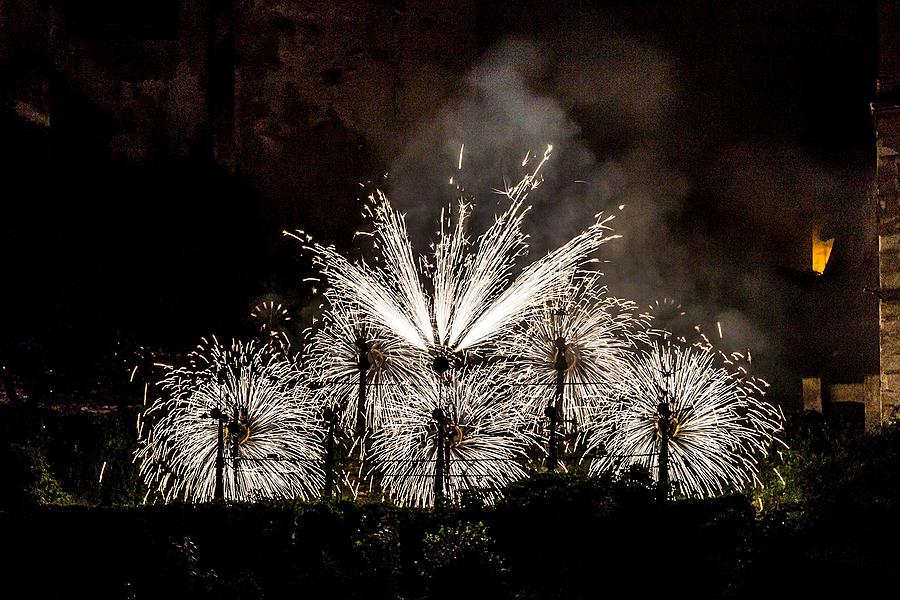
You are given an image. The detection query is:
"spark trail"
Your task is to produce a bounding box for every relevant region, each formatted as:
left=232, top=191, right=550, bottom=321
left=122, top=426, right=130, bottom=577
left=251, top=300, right=292, bottom=348
left=305, top=297, right=421, bottom=434
left=512, top=270, right=650, bottom=430
left=294, top=146, right=618, bottom=356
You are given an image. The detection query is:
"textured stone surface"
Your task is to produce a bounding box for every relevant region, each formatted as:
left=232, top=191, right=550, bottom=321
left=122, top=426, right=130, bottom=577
left=865, top=375, right=881, bottom=432
left=877, top=64, right=900, bottom=411
left=828, top=383, right=865, bottom=404
left=42, top=2, right=210, bottom=161
left=234, top=0, right=478, bottom=239
left=880, top=371, right=900, bottom=408
left=1, top=1, right=478, bottom=239
left=802, top=377, right=822, bottom=412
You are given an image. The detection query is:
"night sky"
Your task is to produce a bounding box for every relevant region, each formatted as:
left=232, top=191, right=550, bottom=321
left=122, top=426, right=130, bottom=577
left=0, top=1, right=879, bottom=407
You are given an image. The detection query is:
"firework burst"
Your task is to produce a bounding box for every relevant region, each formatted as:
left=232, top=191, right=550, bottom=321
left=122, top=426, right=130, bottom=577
left=368, top=360, right=538, bottom=507
left=135, top=338, right=325, bottom=503
left=251, top=300, right=292, bottom=347
left=586, top=339, right=783, bottom=498
left=293, top=147, right=620, bottom=435
left=512, top=270, right=650, bottom=431
left=305, top=297, right=421, bottom=436
left=647, top=298, right=686, bottom=326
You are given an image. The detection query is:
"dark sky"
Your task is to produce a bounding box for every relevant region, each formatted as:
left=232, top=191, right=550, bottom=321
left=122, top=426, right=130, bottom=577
left=0, top=1, right=880, bottom=405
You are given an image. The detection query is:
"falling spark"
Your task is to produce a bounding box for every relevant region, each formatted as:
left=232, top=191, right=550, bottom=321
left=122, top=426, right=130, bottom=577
left=773, top=467, right=785, bottom=486
left=129, top=366, right=138, bottom=383
left=251, top=301, right=292, bottom=347
left=306, top=298, right=420, bottom=434
left=135, top=338, right=325, bottom=503
left=717, top=321, right=723, bottom=339
left=458, top=143, right=465, bottom=170
left=99, top=461, right=107, bottom=483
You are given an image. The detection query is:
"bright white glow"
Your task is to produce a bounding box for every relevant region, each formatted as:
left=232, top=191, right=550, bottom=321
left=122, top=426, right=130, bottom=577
left=511, top=270, right=650, bottom=431
left=305, top=297, right=421, bottom=434
left=297, top=147, right=618, bottom=442
left=135, top=338, right=325, bottom=503
left=585, top=340, right=784, bottom=498
left=368, top=360, right=538, bottom=508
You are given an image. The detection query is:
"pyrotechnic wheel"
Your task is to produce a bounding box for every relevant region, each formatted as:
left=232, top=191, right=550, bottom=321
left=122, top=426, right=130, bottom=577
left=586, top=340, right=783, bottom=498
left=135, top=338, right=326, bottom=503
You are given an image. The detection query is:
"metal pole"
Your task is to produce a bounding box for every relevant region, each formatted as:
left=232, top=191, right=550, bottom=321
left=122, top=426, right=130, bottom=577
left=443, top=426, right=451, bottom=499
left=547, top=336, right=568, bottom=471
left=230, top=409, right=241, bottom=501
left=546, top=404, right=559, bottom=471
left=214, top=410, right=225, bottom=500
left=657, top=402, right=671, bottom=499
left=433, top=408, right=446, bottom=505
left=355, top=337, right=370, bottom=439
left=323, top=407, right=336, bottom=499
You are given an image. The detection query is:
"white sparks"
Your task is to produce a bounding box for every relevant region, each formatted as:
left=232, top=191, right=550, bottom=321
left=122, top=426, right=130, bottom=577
left=511, top=270, right=650, bottom=431
left=369, top=361, right=538, bottom=507
left=297, top=147, right=618, bottom=443
left=584, top=340, right=783, bottom=498
left=135, top=339, right=326, bottom=503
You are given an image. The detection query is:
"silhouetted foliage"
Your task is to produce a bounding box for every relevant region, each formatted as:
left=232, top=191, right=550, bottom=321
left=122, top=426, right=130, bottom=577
left=2, top=408, right=900, bottom=598
left=748, top=412, right=900, bottom=598
left=0, top=404, right=145, bottom=507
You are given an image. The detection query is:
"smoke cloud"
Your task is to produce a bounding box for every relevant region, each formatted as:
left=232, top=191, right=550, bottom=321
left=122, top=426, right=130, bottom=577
left=381, top=19, right=877, bottom=407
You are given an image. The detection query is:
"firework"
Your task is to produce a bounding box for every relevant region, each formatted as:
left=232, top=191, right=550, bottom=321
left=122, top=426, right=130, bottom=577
left=294, top=147, right=619, bottom=436
left=305, top=297, right=421, bottom=436
left=586, top=339, right=783, bottom=498
left=251, top=300, right=292, bottom=348
left=135, top=338, right=325, bottom=503
left=368, top=360, right=538, bottom=507
left=648, top=298, right=686, bottom=325
left=295, top=146, right=617, bottom=355
left=512, top=270, right=649, bottom=432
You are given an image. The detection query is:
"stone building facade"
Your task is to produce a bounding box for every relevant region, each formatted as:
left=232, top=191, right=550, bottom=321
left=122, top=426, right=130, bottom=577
left=875, top=0, right=900, bottom=426
left=1, top=1, right=477, bottom=236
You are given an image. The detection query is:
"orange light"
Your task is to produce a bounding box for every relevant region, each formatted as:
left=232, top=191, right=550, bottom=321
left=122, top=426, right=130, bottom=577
left=812, top=225, right=834, bottom=275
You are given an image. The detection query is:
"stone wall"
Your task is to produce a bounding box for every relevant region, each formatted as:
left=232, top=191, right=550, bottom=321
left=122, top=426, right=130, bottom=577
left=51, top=2, right=208, bottom=161
left=802, top=377, right=823, bottom=412
left=876, top=122, right=900, bottom=422
left=876, top=0, right=900, bottom=425
left=801, top=376, right=882, bottom=432
left=234, top=0, right=478, bottom=239
left=1, top=1, right=477, bottom=227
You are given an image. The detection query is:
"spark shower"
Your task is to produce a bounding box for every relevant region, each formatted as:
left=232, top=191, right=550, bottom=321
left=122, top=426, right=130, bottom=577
left=137, top=147, right=784, bottom=505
